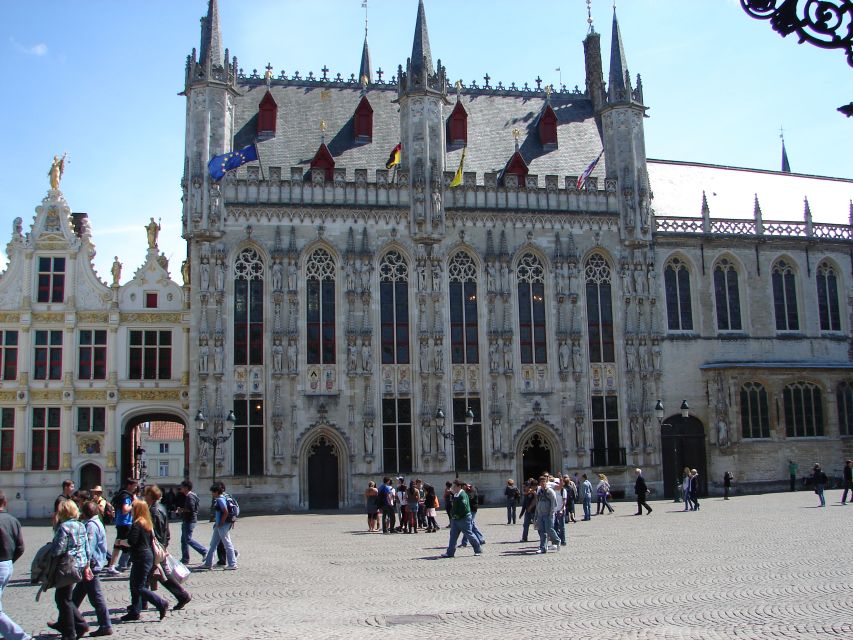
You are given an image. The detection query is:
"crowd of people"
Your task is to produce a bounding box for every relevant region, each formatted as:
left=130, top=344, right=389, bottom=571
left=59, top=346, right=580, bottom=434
left=0, top=477, right=239, bottom=640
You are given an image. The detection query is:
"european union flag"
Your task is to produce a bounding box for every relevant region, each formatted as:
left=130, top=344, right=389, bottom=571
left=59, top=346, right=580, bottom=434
left=208, top=144, right=259, bottom=181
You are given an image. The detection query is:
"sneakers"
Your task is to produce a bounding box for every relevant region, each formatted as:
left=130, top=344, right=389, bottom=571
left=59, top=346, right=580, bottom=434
left=439, top=553, right=454, bottom=558
left=225, top=565, right=238, bottom=571
left=547, top=544, right=559, bottom=552
left=102, top=566, right=120, bottom=576
left=536, top=549, right=546, bottom=554
left=473, top=552, right=482, bottom=556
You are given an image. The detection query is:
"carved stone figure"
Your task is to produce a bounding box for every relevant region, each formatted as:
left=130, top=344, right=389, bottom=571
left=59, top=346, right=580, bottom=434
left=214, top=340, right=224, bottom=373
left=48, top=154, right=66, bottom=190
left=417, top=262, right=427, bottom=291
left=272, top=339, right=284, bottom=372
left=633, top=265, right=646, bottom=295
left=630, top=415, right=640, bottom=449
left=145, top=217, right=161, bottom=250
left=215, top=257, right=225, bottom=291
left=571, top=342, right=582, bottom=373
left=431, top=261, right=442, bottom=292
left=489, top=341, right=500, bottom=373
left=200, top=258, right=210, bottom=291
left=197, top=435, right=209, bottom=461
left=502, top=339, right=512, bottom=372
left=348, top=340, right=358, bottom=374
left=432, top=339, right=443, bottom=374
left=345, top=261, right=356, bottom=292
left=181, top=259, right=190, bottom=286
left=420, top=340, right=430, bottom=374
left=287, top=261, right=298, bottom=292
left=500, top=263, right=510, bottom=292
left=622, top=264, right=633, bottom=295
left=717, top=418, right=730, bottom=448
left=273, top=425, right=284, bottom=458
left=360, top=258, right=371, bottom=292
left=421, top=418, right=432, bottom=454
left=491, top=419, right=503, bottom=453
left=643, top=415, right=653, bottom=449
left=559, top=340, right=571, bottom=372
left=647, top=269, right=657, bottom=297
left=486, top=263, right=497, bottom=293
left=111, top=257, right=122, bottom=286
left=198, top=339, right=209, bottom=373
left=624, top=339, right=637, bottom=372
left=364, top=421, right=375, bottom=456
left=287, top=339, right=297, bottom=372
left=638, top=339, right=650, bottom=372
left=12, top=217, right=22, bottom=238
left=361, top=340, right=372, bottom=373
left=272, top=260, right=284, bottom=291
left=652, top=344, right=662, bottom=372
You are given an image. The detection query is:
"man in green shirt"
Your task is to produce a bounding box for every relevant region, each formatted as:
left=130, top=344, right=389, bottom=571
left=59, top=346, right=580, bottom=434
left=440, top=480, right=482, bottom=558
left=788, top=460, right=798, bottom=492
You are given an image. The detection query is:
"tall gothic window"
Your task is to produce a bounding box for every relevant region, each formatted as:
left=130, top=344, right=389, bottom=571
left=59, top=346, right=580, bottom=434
left=585, top=253, right=614, bottom=363
left=1, top=408, right=13, bottom=471
left=233, top=399, right=264, bottom=476
left=31, top=407, right=60, bottom=471
left=517, top=253, right=547, bottom=364
left=590, top=396, right=622, bottom=466
left=233, top=249, right=264, bottom=366
left=740, top=382, right=769, bottom=439
left=772, top=259, right=799, bottom=331
left=816, top=261, right=841, bottom=332
left=306, top=249, right=337, bottom=365
left=664, top=257, right=693, bottom=331
left=837, top=381, right=853, bottom=437
left=449, top=253, right=479, bottom=364
left=783, top=381, right=823, bottom=437
left=714, top=259, right=742, bottom=331
left=453, top=398, right=482, bottom=472
left=379, top=252, right=410, bottom=365
left=382, top=398, right=412, bottom=473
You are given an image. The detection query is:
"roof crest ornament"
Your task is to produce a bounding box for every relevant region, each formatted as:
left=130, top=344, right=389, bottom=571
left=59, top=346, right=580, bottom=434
left=587, top=0, right=595, bottom=33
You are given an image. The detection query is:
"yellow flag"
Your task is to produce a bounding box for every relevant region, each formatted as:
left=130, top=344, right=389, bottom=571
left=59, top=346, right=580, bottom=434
left=449, top=147, right=466, bottom=188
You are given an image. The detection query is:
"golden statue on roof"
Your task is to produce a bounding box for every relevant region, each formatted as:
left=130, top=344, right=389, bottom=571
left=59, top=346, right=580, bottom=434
left=48, top=153, right=67, bottom=190
left=146, top=217, right=161, bottom=249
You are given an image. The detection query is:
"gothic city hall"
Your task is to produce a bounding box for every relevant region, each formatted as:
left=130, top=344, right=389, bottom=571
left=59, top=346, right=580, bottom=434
left=1, top=1, right=851, bottom=515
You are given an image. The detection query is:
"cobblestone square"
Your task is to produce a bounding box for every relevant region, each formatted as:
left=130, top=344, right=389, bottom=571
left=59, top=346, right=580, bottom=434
left=4, top=490, right=851, bottom=639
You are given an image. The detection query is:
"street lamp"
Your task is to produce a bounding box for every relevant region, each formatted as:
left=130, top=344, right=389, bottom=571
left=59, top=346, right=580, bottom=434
left=195, top=409, right=237, bottom=484
left=434, top=408, right=450, bottom=441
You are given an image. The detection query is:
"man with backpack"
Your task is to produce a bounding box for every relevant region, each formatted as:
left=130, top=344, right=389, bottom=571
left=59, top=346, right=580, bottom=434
left=199, top=481, right=238, bottom=570
left=0, top=490, right=30, bottom=640
left=103, top=477, right=138, bottom=575
left=177, top=480, right=208, bottom=564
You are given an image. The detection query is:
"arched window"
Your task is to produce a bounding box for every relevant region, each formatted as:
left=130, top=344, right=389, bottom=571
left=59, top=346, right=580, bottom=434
left=783, top=381, right=823, bottom=437
left=517, top=253, right=546, bottom=364
left=837, top=381, right=853, bottom=436
left=233, top=249, right=264, bottom=366
left=816, top=261, right=841, bottom=332
left=306, top=249, right=336, bottom=365
left=772, top=259, right=799, bottom=331
left=448, top=253, right=479, bottom=364
left=714, top=258, right=742, bottom=331
left=740, top=382, right=769, bottom=439
left=585, top=253, right=614, bottom=363
left=379, top=252, right=410, bottom=365
left=664, top=257, right=693, bottom=331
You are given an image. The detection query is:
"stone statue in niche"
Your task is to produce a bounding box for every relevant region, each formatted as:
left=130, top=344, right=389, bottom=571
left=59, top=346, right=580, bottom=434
left=287, top=338, right=297, bottom=373
left=271, top=260, right=283, bottom=292
left=200, top=257, right=210, bottom=291
left=360, top=257, right=371, bottom=292
left=288, top=261, right=298, bottom=292
left=198, top=338, right=209, bottom=374
left=633, top=265, right=646, bottom=295
left=431, top=191, right=442, bottom=227
left=272, top=338, right=284, bottom=373
left=421, top=418, right=432, bottom=454
left=571, top=342, right=582, bottom=373
left=629, top=415, right=640, bottom=449
left=559, top=340, right=571, bottom=372
left=348, top=338, right=359, bottom=374
left=345, top=261, right=356, bottom=292
left=214, top=339, right=224, bottom=374
left=361, top=339, right=372, bottom=373
left=624, top=338, right=637, bottom=372
left=273, top=425, right=284, bottom=458
left=431, top=261, right=442, bottom=293
left=638, top=338, right=650, bottom=372
left=717, top=418, right=730, bottom=448
left=652, top=343, right=662, bottom=373
left=215, top=257, right=226, bottom=291
left=502, top=339, right=512, bottom=373
left=364, top=421, right=375, bottom=456
left=491, top=418, right=503, bottom=453
left=647, top=268, right=657, bottom=298
left=420, top=339, right=430, bottom=374
left=486, top=263, right=497, bottom=293
left=643, top=415, right=653, bottom=449
left=417, top=262, right=427, bottom=291
left=432, top=338, right=443, bottom=374
left=500, top=263, right=510, bottom=293
left=622, top=263, right=633, bottom=295
left=489, top=341, right=500, bottom=373
left=414, top=176, right=425, bottom=222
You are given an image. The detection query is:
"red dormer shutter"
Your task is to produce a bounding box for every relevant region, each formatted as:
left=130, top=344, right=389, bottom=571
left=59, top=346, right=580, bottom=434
left=354, top=95, right=373, bottom=143
left=447, top=100, right=468, bottom=147
left=538, top=104, right=558, bottom=150
left=310, top=143, right=335, bottom=181
left=504, top=150, right=529, bottom=187
left=257, top=91, right=278, bottom=140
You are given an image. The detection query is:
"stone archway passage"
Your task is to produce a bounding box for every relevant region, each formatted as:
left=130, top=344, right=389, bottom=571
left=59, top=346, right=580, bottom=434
left=79, top=463, right=101, bottom=490
left=307, top=436, right=339, bottom=510
left=521, top=433, right=552, bottom=482
left=661, top=415, right=708, bottom=499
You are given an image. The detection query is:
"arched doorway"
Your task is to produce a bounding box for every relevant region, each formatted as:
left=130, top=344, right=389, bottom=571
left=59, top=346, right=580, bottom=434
left=661, top=415, right=708, bottom=499
left=122, top=413, right=187, bottom=485
left=520, top=432, right=553, bottom=482
left=307, top=436, right=339, bottom=510
left=79, top=463, right=101, bottom=490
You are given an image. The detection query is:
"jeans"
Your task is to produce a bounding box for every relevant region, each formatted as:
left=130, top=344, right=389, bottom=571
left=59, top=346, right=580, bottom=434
left=536, top=513, right=559, bottom=552
left=181, top=520, right=208, bottom=563
left=55, top=582, right=87, bottom=639
left=506, top=503, right=516, bottom=524
left=582, top=496, right=591, bottom=520
left=0, top=560, right=29, bottom=640
left=553, top=513, right=566, bottom=544
left=382, top=505, right=395, bottom=533
left=842, top=481, right=852, bottom=504
left=684, top=490, right=691, bottom=510
left=203, top=522, right=237, bottom=567
left=445, top=514, right=481, bottom=556
left=816, top=484, right=826, bottom=506
left=72, top=573, right=111, bottom=630
left=460, top=512, right=485, bottom=546
left=127, top=553, right=166, bottom=616
left=521, top=510, right=534, bottom=541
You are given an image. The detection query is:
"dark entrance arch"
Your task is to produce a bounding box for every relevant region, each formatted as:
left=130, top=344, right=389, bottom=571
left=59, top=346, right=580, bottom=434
left=661, top=415, right=708, bottom=499
left=307, top=436, right=339, bottom=509
left=79, top=463, right=101, bottom=490
left=521, top=433, right=552, bottom=482
left=122, top=414, right=187, bottom=485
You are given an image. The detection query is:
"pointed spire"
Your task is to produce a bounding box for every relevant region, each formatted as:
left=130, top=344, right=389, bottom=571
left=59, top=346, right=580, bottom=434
left=359, top=34, right=372, bottom=85
left=781, top=138, right=791, bottom=173
left=411, top=0, right=434, bottom=79
left=199, top=0, right=223, bottom=70
left=608, top=8, right=631, bottom=102
left=701, top=191, right=710, bottom=217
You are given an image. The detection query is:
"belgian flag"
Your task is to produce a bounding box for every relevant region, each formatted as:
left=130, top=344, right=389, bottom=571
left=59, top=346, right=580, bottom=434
left=385, top=143, right=401, bottom=169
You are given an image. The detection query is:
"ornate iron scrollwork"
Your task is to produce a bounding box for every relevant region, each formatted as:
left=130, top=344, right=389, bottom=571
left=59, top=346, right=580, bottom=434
left=741, top=0, right=853, bottom=115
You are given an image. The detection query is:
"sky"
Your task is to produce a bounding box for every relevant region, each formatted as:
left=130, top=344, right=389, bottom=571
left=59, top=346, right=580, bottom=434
left=1, top=0, right=851, bottom=279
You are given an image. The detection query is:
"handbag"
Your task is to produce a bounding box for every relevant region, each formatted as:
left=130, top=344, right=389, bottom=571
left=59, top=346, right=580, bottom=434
left=54, top=554, right=83, bottom=588
left=152, top=538, right=168, bottom=565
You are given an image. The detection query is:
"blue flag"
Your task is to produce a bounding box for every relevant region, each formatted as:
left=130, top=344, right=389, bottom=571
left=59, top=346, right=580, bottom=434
left=208, top=144, right=259, bottom=181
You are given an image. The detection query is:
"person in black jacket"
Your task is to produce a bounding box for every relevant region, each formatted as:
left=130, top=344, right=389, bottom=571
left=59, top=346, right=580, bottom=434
left=812, top=463, right=828, bottom=507
left=144, top=485, right=192, bottom=610
left=0, top=490, right=30, bottom=640
left=689, top=469, right=701, bottom=511
left=120, top=501, right=168, bottom=622
left=841, top=460, right=852, bottom=505
left=634, top=468, right=653, bottom=515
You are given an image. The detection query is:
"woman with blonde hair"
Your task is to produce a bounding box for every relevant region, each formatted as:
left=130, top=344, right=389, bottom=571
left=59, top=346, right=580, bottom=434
left=120, top=500, right=168, bottom=622
left=682, top=467, right=692, bottom=511
left=595, top=473, right=614, bottom=514
left=50, top=499, right=90, bottom=640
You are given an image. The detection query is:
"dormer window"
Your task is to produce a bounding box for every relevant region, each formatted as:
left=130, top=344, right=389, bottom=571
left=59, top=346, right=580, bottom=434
left=447, top=100, right=468, bottom=148
left=503, top=150, right=529, bottom=187
left=354, top=95, right=373, bottom=143
left=538, top=104, right=558, bottom=150
left=257, top=91, right=277, bottom=140
left=310, top=143, right=335, bottom=182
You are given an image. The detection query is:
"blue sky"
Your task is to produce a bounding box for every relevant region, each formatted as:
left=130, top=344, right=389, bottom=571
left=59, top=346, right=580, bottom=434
left=1, top=0, right=851, bottom=278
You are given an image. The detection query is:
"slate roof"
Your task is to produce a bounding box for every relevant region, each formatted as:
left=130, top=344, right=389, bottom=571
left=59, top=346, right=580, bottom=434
left=232, top=83, right=605, bottom=185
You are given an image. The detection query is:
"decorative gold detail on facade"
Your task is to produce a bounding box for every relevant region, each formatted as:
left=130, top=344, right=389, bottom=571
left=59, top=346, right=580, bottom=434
left=106, top=452, right=117, bottom=469
left=62, top=453, right=72, bottom=470
left=77, top=436, right=103, bottom=455
left=120, top=313, right=183, bottom=324
left=76, top=390, right=108, bottom=401
left=77, top=312, right=110, bottom=323
left=0, top=313, right=21, bottom=323
left=32, top=312, right=64, bottom=323
left=0, top=391, right=15, bottom=402
left=119, top=389, right=182, bottom=402
left=14, top=453, right=25, bottom=470
left=30, top=390, right=62, bottom=401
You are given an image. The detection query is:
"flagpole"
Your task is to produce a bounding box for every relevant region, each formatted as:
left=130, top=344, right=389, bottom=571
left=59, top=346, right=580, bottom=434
left=254, top=141, right=265, bottom=181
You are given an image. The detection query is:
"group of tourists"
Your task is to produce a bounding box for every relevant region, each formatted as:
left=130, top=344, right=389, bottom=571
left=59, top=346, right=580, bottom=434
left=364, top=477, right=454, bottom=535
left=0, top=477, right=239, bottom=640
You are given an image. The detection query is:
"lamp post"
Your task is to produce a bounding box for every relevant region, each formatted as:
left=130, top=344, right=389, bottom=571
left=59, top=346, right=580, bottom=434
left=195, top=409, right=237, bottom=485
left=655, top=399, right=689, bottom=502
left=434, top=405, right=475, bottom=442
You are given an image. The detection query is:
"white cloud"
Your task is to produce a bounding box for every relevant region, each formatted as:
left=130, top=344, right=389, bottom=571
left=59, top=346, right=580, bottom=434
left=10, top=37, right=47, bottom=56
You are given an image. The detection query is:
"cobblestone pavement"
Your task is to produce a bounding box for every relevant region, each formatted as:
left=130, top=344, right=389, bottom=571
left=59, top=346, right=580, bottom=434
left=4, top=490, right=852, bottom=640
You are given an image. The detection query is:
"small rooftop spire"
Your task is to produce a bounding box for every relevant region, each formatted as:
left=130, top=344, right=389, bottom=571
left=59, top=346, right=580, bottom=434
left=199, top=0, right=223, bottom=69
left=359, top=1, right=372, bottom=84
left=780, top=127, right=791, bottom=173
left=411, top=0, right=434, bottom=78
left=608, top=6, right=631, bottom=101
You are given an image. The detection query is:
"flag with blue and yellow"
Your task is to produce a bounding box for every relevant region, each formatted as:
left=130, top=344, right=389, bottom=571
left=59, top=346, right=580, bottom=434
left=208, top=144, right=259, bottom=182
